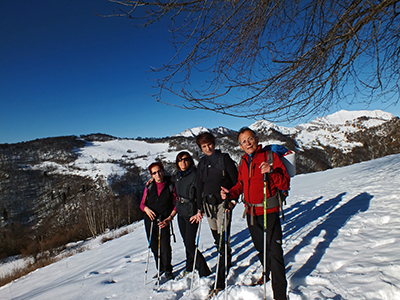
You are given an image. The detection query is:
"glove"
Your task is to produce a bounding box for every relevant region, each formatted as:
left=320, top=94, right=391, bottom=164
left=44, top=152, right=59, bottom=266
left=224, top=198, right=235, bottom=211
left=223, top=198, right=230, bottom=209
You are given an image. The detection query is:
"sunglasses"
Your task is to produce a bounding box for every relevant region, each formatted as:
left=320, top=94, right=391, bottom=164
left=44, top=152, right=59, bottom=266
left=151, top=170, right=163, bottom=175
left=178, top=157, right=190, bottom=162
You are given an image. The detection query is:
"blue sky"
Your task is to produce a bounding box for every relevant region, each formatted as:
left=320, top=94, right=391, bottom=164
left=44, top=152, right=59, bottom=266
left=1, top=1, right=399, bottom=144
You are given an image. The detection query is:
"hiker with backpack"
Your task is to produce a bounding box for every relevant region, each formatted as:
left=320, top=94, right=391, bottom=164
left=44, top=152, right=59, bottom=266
left=221, top=127, right=290, bottom=300
left=192, top=132, right=238, bottom=294
left=140, top=161, right=177, bottom=281
left=172, top=151, right=212, bottom=278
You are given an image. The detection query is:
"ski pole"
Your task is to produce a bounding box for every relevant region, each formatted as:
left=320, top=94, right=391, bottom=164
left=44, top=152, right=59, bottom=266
left=157, top=218, right=161, bottom=290
left=190, top=218, right=202, bottom=293
left=214, top=209, right=226, bottom=292
left=144, top=220, right=154, bottom=285
left=263, top=173, right=268, bottom=300
left=224, top=210, right=228, bottom=300
left=170, top=218, right=176, bottom=243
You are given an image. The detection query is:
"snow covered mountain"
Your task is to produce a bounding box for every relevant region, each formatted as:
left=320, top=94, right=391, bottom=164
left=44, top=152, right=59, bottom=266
left=0, top=109, right=399, bottom=260
left=175, top=109, right=397, bottom=154
left=172, top=126, right=237, bottom=138
left=1, top=153, right=399, bottom=299
left=293, top=109, right=396, bottom=153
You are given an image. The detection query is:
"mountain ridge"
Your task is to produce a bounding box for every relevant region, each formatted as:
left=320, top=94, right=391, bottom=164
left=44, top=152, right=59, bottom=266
left=0, top=109, right=399, bottom=259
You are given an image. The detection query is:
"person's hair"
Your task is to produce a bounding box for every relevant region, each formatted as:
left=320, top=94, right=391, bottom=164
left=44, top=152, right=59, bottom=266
left=175, top=151, right=195, bottom=170
left=148, top=161, right=164, bottom=173
left=237, top=127, right=257, bottom=142
left=195, top=132, right=215, bottom=148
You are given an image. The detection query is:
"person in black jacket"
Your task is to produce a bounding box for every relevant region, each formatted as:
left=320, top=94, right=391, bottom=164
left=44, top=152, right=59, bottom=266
left=192, top=132, right=238, bottom=292
left=173, top=151, right=212, bottom=278
left=140, top=161, right=177, bottom=281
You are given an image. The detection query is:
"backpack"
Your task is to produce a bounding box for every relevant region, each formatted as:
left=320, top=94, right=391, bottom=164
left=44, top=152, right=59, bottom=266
left=263, top=145, right=296, bottom=220
left=197, top=151, right=235, bottom=189
left=263, top=144, right=296, bottom=178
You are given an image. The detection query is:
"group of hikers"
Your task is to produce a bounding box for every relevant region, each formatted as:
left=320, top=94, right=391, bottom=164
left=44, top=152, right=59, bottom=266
left=140, top=127, right=290, bottom=300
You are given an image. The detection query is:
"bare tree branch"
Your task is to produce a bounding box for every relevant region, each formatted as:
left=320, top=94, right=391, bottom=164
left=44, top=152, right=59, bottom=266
left=105, top=0, right=400, bottom=122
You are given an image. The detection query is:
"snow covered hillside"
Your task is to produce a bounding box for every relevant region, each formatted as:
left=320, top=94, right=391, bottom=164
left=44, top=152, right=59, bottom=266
left=1, top=153, right=399, bottom=300
left=293, top=109, right=395, bottom=153
left=26, top=109, right=397, bottom=181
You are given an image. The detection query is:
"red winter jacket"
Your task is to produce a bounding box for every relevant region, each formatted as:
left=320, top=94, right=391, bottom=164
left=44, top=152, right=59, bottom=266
left=230, top=145, right=290, bottom=216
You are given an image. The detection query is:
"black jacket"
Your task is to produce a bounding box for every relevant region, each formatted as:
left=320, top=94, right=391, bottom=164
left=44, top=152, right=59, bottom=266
left=196, top=150, right=238, bottom=209
left=173, top=167, right=197, bottom=217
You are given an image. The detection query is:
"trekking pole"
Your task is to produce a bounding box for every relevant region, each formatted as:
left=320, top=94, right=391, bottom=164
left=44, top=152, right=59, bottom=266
left=263, top=173, right=268, bottom=300
left=144, top=220, right=154, bottom=285
left=214, top=209, right=226, bottom=292
left=170, top=218, right=176, bottom=243
left=157, top=218, right=161, bottom=290
left=190, top=218, right=202, bottom=293
left=224, top=210, right=228, bottom=300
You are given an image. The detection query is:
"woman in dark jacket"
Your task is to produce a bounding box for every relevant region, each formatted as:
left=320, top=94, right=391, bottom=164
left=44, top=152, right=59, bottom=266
left=173, top=151, right=211, bottom=278
left=140, top=161, right=177, bottom=281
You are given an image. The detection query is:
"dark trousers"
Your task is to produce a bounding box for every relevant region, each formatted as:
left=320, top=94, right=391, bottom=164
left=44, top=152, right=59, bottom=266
left=177, top=215, right=211, bottom=277
left=144, top=216, right=172, bottom=273
left=246, top=212, right=287, bottom=300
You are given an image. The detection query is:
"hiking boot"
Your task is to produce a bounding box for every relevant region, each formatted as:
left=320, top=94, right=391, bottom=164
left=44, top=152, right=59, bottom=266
left=210, top=279, right=225, bottom=290
left=152, top=270, right=164, bottom=279
left=208, top=283, right=224, bottom=298
left=165, top=271, right=174, bottom=281
left=176, top=270, right=191, bottom=279
left=253, top=275, right=270, bottom=286
left=208, top=288, right=223, bottom=297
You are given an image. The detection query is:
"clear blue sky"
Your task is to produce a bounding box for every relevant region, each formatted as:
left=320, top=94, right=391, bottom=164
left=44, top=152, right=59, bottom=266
left=1, top=1, right=398, bottom=144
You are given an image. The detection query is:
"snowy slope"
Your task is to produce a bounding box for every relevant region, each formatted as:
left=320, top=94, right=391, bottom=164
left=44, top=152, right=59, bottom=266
left=30, top=139, right=181, bottom=180
left=1, top=154, right=399, bottom=300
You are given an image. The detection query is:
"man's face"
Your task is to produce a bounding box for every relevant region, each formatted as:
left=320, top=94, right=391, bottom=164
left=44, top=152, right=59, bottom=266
left=200, top=142, right=215, bottom=156
left=239, top=130, right=259, bottom=155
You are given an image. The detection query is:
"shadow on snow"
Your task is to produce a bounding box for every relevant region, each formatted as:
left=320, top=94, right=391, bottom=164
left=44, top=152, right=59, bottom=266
left=284, top=192, right=373, bottom=299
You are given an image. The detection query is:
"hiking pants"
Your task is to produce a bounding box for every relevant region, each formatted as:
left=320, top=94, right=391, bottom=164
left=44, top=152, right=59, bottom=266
left=144, top=215, right=172, bottom=273
left=204, top=201, right=232, bottom=288
left=177, top=215, right=211, bottom=277
left=204, top=201, right=232, bottom=237
left=246, top=212, right=287, bottom=300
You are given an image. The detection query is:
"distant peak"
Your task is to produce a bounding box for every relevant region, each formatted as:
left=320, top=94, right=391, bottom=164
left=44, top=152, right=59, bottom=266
left=313, top=109, right=395, bottom=125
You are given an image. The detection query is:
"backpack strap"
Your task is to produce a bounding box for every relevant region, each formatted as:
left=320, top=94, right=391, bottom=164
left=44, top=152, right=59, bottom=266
left=267, top=149, right=274, bottom=167
left=265, top=150, right=285, bottom=220
left=219, top=152, right=228, bottom=185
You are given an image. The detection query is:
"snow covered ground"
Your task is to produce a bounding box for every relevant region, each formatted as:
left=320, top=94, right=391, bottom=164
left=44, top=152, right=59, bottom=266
left=1, top=154, right=400, bottom=300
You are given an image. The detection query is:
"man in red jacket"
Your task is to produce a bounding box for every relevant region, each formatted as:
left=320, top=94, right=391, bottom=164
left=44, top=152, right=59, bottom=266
left=221, top=127, right=289, bottom=300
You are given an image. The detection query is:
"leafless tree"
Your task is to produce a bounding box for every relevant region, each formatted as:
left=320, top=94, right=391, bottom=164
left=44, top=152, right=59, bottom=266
left=105, top=0, right=400, bottom=122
